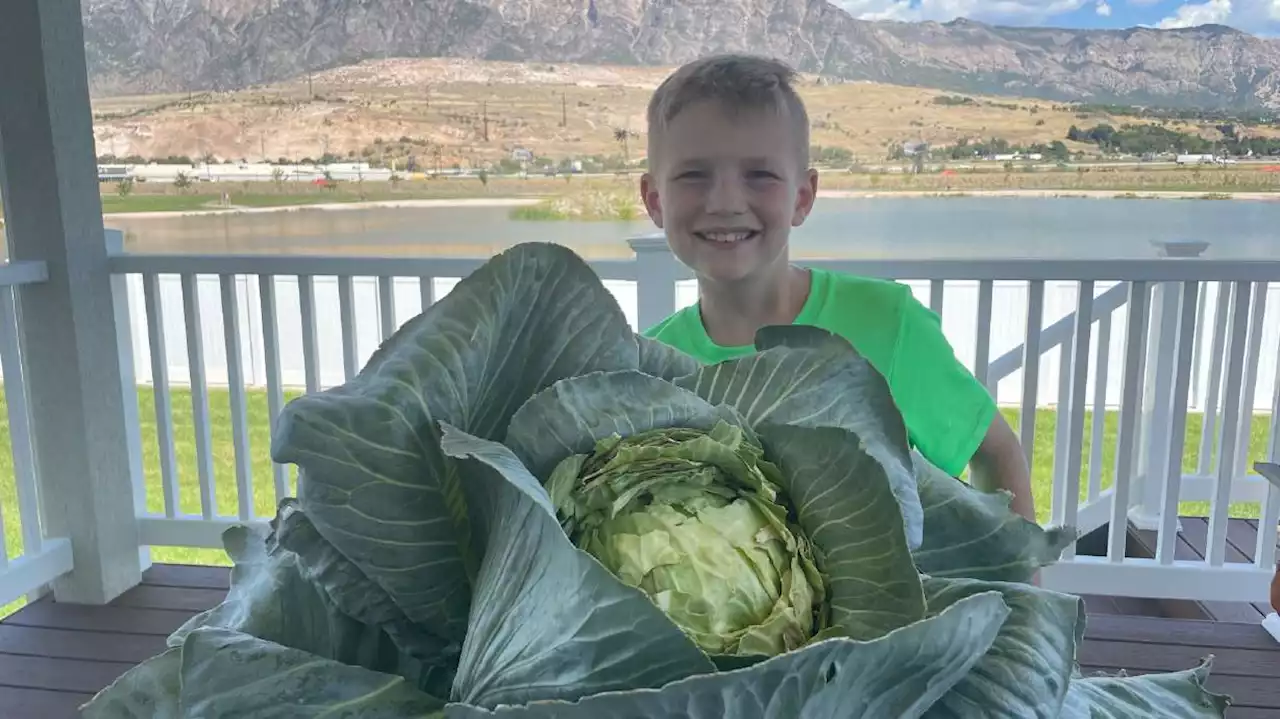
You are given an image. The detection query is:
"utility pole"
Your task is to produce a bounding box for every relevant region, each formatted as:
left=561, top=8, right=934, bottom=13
left=482, top=101, right=489, bottom=142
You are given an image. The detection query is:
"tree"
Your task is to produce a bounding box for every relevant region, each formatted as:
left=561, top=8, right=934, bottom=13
left=613, top=127, right=636, bottom=173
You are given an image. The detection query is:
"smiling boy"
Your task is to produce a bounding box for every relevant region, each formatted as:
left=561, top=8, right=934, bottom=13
left=638, top=54, right=1036, bottom=522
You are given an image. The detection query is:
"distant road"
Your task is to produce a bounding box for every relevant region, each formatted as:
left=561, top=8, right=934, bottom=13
left=100, top=158, right=1278, bottom=185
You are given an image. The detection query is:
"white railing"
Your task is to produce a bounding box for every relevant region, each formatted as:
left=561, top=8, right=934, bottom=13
left=0, top=260, right=76, bottom=608
left=94, top=233, right=1280, bottom=607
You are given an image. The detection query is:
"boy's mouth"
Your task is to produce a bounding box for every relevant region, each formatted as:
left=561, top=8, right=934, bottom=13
left=695, top=230, right=759, bottom=245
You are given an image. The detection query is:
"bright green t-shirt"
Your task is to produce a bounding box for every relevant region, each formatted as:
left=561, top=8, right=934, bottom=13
left=642, top=267, right=996, bottom=477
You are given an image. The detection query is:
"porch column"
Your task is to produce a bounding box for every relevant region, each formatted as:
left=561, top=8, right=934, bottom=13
left=0, top=0, right=143, bottom=602
left=629, top=234, right=681, bottom=331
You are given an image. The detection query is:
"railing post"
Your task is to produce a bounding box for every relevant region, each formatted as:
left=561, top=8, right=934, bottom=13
left=1131, top=241, right=1208, bottom=531
left=628, top=233, right=681, bottom=332
left=107, top=230, right=152, bottom=573
left=0, top=0, right=143, bottom=603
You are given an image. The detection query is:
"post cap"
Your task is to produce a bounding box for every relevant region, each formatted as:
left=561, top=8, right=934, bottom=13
left=627, top=233, right=669, bottom=253
left=1151, top=240, right=1210, bottom=258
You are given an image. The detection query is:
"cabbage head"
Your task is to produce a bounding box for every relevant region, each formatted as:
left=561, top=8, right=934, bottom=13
left=547, top=422, right=826, bottom=656
left=81, top=242, right=1232, bottom=718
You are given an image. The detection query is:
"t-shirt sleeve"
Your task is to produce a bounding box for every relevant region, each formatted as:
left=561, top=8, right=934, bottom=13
left=887, top=294, right=997, bottom=478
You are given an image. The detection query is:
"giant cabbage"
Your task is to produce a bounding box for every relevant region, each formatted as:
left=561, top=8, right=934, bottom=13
left=82, top=242, right=1231, bottom=718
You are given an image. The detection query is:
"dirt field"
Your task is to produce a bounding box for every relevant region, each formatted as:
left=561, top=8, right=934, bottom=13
left=90, top=57, right=1274, bottom=170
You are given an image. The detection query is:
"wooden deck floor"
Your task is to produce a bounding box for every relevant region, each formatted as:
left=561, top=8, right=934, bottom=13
left=1, top=560, right=1278, bottom=718
left=1128, top=516, right=1277, bottom=623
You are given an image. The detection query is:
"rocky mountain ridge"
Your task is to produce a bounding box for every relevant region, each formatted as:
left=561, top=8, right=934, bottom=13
left=81, top=0, right=1280, bottom=110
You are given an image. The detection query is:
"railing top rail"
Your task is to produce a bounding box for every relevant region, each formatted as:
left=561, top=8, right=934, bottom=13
left=0, top=260, right=49, bottom=287
left=107, top=250, right=1280, bottom=284
left=107, top=253, right=639, bottom=281
left=802, top=258, right=1280, bottom=283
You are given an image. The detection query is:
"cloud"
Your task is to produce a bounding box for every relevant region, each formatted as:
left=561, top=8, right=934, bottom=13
left=841, top=0, right=1088, bottom=22
left=834, top=0, right=1280, bottom=35
left=1156, top=0, right=1232, bottom=26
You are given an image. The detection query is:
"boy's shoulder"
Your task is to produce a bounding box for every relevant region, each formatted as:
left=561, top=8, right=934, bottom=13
left=808, top=267, right=935, bottom=338
left=813, top=267, right=915, bottom=306
left=640, top=303, right=696, bottom=341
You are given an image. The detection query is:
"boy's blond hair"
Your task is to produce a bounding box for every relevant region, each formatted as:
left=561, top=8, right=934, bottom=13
left=646, top=53, right=811, bottom=171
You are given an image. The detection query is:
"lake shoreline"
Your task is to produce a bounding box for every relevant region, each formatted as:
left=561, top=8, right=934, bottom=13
left=99, top=187, right=1280, bottom=220
left=104, top=196, right=541, bottom=220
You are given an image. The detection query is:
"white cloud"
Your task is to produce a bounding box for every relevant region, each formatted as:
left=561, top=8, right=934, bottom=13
left=839, top=0, right=1088, bottom=23
left=834, top=0, right=1280, bottom=35
left=1156, top=0, right=1232, bottom=27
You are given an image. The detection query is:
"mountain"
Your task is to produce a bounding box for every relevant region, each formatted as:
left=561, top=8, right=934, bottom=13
left=81, top=0, right=1280, bottom=110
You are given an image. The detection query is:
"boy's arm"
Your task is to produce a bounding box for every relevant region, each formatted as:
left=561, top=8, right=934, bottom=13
left=968, top=412, right=1036, bottom=523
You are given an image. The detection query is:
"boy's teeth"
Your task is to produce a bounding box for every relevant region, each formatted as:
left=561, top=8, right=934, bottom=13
left=704, top=232, right=751, bottom=243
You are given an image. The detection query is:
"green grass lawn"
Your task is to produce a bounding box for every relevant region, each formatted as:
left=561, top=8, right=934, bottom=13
left=1, top=386, right=1274, bottom=619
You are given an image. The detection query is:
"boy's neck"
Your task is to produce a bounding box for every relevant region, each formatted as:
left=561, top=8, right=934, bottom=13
left=698, top=264, right=812, bottom=347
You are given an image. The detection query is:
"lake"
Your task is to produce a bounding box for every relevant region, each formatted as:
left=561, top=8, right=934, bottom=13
left=94, top=196, right=1280, bottom=260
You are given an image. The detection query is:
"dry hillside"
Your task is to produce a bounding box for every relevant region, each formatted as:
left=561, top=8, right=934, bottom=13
left=89, top=57, right=1274, bottom=170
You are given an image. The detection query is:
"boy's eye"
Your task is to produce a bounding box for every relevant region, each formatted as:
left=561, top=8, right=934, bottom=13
left=748, top=170, right=780, bottom=180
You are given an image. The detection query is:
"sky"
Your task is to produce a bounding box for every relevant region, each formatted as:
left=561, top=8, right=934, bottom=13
left=835, top=0, right=1280, bottom=36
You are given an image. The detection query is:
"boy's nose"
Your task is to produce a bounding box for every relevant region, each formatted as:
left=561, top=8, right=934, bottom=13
left=705, top=175, right=747, bottom=214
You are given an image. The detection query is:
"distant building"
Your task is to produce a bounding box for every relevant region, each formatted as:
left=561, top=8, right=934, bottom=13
left=97, top=165, right=131, bottom=182
left=1176, top=154, right=1219, bottom=165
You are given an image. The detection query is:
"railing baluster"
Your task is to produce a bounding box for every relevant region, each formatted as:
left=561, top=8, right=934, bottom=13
left=0, top=286, right=41, bottom=560
left=1255, top=322, right=1280, bottom=570
left=0, top=495, right=7, bottom=568
left=1059, top=281, right=1094, bottom=559
left=1231, top=281, right=1268, bottom=478
left=1051, top=339, right=1073, bottom=526
left=420, top=276, right=435, bottom=314
left=1019, top=280, right=1044, bottom=469
left=378, top=275, right=397, bottom=340
left=974, top=279, right=993, bottom=388
left=1088, top=310, right=1112, bottom=500
left=338, top=275, right=358, bottom=381
left=1198, top=281, right=1230, bottom=475
left=929, top=279, right=945, bottom=317
left=220, top=274, right=254, bottom=520
left=181, top=273, right=217, bottom=520
left=1109, top=281, right=1149, bottom=562
left=1188, top=281, right=1208, bottom=407
left=142, top=273, right=180, bottom=518
left=258, top=275, right=288, bottom=503
left=1206, top=281, right=1252, bottom=567
left=1156, top=281, right=1200, bottom=564
left=299, top=274, right=320, bottom=394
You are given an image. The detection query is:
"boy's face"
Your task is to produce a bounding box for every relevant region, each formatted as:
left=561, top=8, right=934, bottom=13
left=640, top=99, right=818, bottom=284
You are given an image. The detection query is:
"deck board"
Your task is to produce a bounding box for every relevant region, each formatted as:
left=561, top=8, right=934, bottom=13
left=1, top=563, right=1278, bottom=718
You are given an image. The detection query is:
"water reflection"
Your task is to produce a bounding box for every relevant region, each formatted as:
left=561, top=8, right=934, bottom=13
left=2, top=196, right=1278, bottom=261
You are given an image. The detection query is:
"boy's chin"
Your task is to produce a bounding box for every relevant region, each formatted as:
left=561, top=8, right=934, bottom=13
left=692, top=257, right=766, bottom=284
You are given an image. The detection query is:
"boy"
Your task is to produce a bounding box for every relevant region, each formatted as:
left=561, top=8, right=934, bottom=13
left=638, top=54, right=1036, bottom=523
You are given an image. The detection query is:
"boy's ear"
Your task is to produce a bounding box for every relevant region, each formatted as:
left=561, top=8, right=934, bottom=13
left=792, top=167, right=819, bottom=227
left=640, top=172, right=664, bottom=228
